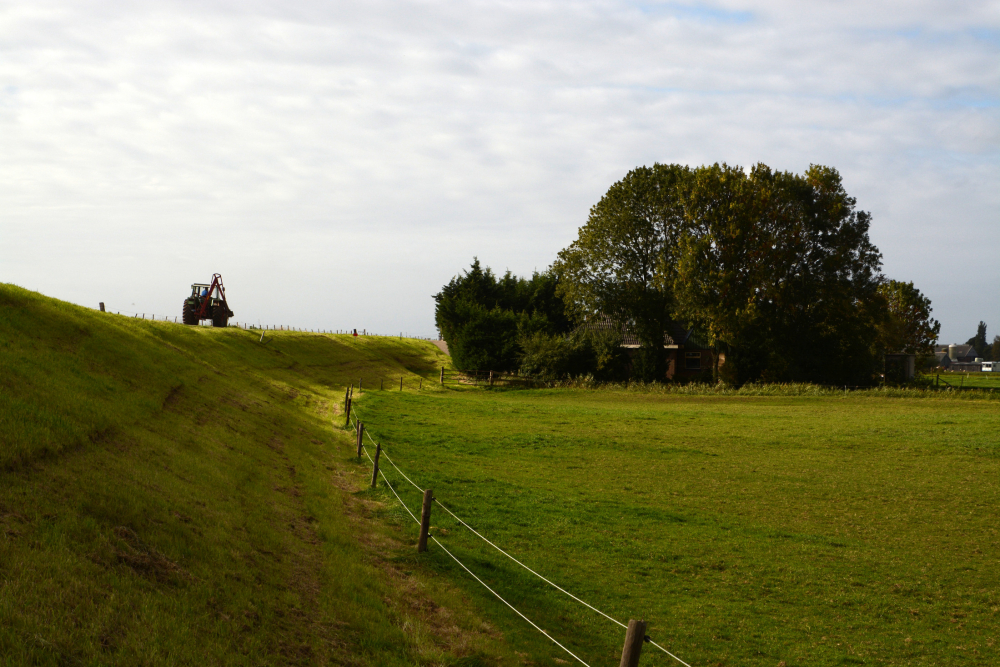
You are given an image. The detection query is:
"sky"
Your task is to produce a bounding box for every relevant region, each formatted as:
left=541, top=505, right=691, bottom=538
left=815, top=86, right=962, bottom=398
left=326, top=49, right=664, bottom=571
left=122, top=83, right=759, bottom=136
left=2, top=0, right=998, bottom=343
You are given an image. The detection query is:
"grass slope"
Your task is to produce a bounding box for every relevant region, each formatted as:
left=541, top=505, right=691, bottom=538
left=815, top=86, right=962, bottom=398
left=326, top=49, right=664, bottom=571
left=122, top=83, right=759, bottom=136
left=354, top=388, right=1000, bottom=666
left=0, top=284, right=515, bottom=666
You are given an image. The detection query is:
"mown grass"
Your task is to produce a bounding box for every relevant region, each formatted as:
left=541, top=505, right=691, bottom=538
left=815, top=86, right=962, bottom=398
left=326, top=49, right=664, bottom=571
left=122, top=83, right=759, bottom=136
left=353, top=387, right=1000, bottom=666
left=0, top=284, right=517, bottom=666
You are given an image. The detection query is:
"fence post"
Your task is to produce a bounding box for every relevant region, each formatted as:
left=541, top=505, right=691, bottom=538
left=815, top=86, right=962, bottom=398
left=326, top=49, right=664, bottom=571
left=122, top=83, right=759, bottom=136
left=619, top=619, right=647, bottom=667
left=489, top=371, right=494, bottom=386
left=356, top=422, right=364, bottom=458
left=359, top=378, right=363, bottom=393
left=370, top=442, right=381, bottom=487
left=380, top=379, right=384, bottom=390
left=418, top=489, right=433, bottom=552
left=440, top=367, right=445, bottom=385
left=99, top=302, right=105, bottom=312
left=420, top=378, right=423, bottom=390
left=344, top=385, right=353, bottom=428
left=400, top=377, right=403, bottom=391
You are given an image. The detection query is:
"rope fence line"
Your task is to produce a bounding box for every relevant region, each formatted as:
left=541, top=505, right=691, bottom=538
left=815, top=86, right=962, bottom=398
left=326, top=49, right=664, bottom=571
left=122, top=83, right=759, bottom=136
left=429, top=534, right=592, bottom=667
left=354, top=408, right=625, bottom=629
left=430, top=498, right=627, bottom=631
left=647, top=640, right=693, bottom=667
left=347, top=402, right=693, bottom=667
left=101, top=310, right=439, bottom=340
left=351, top=420, right=591, bottom=667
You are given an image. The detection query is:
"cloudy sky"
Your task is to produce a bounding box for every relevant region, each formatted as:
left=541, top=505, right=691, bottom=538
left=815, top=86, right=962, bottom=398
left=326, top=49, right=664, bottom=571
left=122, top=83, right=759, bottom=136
left=2, top=0, right=998, bottom=342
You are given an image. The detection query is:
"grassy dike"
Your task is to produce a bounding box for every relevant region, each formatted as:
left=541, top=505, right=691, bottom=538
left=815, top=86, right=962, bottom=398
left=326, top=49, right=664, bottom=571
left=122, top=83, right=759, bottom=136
left=0, top=284, right=513, bottom=666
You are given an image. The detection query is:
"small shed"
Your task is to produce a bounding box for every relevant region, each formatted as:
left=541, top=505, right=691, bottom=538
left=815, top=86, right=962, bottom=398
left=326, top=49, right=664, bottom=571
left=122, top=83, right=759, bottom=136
left=885, top=353, right=916, bottom=381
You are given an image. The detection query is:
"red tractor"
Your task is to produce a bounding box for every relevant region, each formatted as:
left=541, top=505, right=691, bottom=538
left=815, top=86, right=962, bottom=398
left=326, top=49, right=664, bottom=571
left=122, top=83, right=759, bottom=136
left=182, top=273, right=234, bottom=327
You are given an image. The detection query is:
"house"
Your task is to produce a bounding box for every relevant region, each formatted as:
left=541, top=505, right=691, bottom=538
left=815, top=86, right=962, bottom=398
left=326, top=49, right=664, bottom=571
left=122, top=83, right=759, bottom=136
left=577, top=316, right=721, bottom=380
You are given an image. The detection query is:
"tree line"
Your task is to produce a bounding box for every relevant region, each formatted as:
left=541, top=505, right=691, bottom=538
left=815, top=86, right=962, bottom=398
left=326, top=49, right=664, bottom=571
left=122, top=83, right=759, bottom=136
left=966, top=322, right=999, bottom=361
left=436, top=162, right=943, bottom=385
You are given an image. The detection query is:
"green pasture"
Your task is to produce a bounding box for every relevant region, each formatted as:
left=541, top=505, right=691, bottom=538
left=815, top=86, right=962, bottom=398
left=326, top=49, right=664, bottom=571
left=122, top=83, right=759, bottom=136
left=929, top=371, right=1000, bottom=390
left=352, top=387, right=1000, bottom=666
left=0, top=284, right=516, bottom=666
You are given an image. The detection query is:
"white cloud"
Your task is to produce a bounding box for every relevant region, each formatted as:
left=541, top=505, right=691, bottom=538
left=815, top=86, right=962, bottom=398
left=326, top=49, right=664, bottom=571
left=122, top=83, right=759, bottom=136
left=1, top=0, right=997, bottom=341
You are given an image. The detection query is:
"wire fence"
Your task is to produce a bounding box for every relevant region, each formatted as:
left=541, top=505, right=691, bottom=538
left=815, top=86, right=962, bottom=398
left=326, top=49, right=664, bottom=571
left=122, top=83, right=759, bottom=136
left=98, top=310, right=437, bottom=340
left=346, top=402, right=692, bottom=667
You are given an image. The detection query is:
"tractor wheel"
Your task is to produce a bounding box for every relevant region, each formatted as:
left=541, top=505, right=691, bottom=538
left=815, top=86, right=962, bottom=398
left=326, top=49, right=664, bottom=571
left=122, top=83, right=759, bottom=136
left=182, top=300, right=198, bottom=325
left=212, top=305, right=229, bottom=328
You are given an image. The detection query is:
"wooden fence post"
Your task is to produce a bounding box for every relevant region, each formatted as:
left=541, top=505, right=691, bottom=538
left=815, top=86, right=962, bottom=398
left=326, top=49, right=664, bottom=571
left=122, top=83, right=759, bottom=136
left=420, top=378, right=423, bottom=390
left=344, top=385, right=352, bottom=428
left=489, top=371, right=493, bottom=386
left=440, top=367, right=445, bottom=385
left=99, top=302, right=105, bottom=312
left=380, top=379, right=384, bottom=390
left=619, top=619, right=647, bottom=667
left=418, top=489, right=433, bottom=552
left=400, top=377, right=403, bottom=391
left=370, top=442, right=381, bottom=487
left=359, top=378, right=363, bottom=393
left=356, top=422, right=364, bottom=458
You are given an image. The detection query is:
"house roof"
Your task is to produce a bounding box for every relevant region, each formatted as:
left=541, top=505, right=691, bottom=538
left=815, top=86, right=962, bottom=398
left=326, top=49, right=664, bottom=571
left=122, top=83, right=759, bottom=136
left=576, top=315, right=708, bottom=349
left=933, top=351, right=951, bottom=364
left=935, top=344, right=978, bottom=358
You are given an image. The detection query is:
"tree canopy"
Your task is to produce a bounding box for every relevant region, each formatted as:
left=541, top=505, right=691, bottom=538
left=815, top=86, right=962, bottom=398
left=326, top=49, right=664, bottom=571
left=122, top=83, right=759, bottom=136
left=673, top=163, right=884, bottom=385
left=555, top=162, right=887, bottom=385
left=553, top=164, right=690, bottom=380
left=875, top=280, right=940, bottom=355
left=438, top=161, right=939, bottom=386
left=434, top=259, right=570, bottom=371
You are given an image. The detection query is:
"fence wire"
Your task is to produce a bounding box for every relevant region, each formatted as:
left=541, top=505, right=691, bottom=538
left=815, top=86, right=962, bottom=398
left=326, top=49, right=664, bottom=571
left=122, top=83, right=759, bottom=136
left=347, top=398, right=694, bottom=667
left=358, top=439, right=591, bottom=667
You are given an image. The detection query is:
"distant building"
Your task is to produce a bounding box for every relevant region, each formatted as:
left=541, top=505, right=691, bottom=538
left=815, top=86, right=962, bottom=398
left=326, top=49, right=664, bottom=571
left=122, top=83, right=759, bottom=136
left=935, top=344, right=979, bottom=364
left=576, top=316, right=721, bottom=380
left=932, top=344, right=989, bottom=371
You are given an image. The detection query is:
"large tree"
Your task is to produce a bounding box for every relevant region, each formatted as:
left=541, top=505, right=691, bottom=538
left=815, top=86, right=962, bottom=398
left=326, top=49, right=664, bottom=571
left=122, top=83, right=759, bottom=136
left=875, top=280, right=940, bottom=355
left=673, top=163, right=884, bottom=385
left=967, top=321, right=988, bottom=358
left=553, top=163, right=691, bottom=380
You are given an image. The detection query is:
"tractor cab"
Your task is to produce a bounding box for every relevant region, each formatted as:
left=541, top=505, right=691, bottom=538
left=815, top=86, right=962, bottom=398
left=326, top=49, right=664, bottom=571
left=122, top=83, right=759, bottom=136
left=190, top=283, right=212, bottom=298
